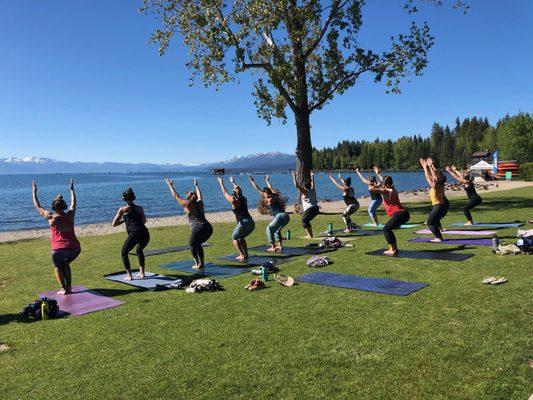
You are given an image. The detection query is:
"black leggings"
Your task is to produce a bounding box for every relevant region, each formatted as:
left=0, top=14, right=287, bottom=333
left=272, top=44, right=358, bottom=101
left=190, top=223, right=213, bottom=261
left=427, top=204, right=448, bottom=239
left=464, top=196, right=482, bottom=221
left=121, top=229, right=150, bottom=271
left=383, top=210, right=410, bottom=245
left=301, top=206, right=320, bottom=229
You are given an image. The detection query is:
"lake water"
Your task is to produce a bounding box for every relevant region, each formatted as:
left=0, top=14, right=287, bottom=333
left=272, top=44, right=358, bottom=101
left=0, top=171, right=429, bottom=232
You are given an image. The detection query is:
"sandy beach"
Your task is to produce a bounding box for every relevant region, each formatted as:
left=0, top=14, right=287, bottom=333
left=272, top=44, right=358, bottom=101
left=1, top=180, right=530, bottom=243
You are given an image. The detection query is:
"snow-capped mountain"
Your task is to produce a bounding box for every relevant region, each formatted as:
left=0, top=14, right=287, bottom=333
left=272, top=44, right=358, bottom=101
left=0, top=152, right=296, bottom=174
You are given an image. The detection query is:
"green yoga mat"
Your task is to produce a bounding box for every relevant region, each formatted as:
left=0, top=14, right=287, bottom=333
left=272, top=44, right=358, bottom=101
left=362, top=223, right=419, bottom=230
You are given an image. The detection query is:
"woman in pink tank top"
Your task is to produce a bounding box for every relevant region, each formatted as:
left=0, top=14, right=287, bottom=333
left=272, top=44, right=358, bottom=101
left=32, top=179, right=81, bottom=295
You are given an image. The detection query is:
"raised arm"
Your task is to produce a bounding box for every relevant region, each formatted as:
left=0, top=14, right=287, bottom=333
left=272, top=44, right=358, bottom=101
left=355, top=168, right=371, bottom=185
left=166, top=178, right=188, bottom=207
left=112, top=207, right=125, bottom=227
left=217, top=177, right=234, bottom=203
left=32, top=181, right=51, bottom=219
left=373, top=166, right=385, bottom=183
left=446, top=166, right=467, bottom=184
left=229, top=176, right=239, bottom=190
left=249, top=175, right=265, bottom=195
left=291, top=171, right=306, bottom=195
left=328, top=174, right=345, bottom=191
left=310, top=170, right=315, bottom=190
left=69, top=178, right=76, bottom=212
left=420, top=159, right=434, bottom=187
left=426, top=158, right=439, bottom=181
left=264, top=175, right=274, bottom=191
left=192, top=179, right=202, bottom=202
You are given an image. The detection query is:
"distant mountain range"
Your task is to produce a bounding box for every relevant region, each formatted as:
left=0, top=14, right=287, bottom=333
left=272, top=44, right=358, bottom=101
left=0, top=152, right=296, bottom=174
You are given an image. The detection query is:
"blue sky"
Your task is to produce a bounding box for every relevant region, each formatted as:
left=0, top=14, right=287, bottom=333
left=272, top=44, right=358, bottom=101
left=0, top=0, right=531, bottom=164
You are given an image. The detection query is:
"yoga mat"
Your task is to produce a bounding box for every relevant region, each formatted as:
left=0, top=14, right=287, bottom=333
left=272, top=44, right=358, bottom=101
left=248, top=245, right=336, bottom=256
left=414, top=229, right=496, bottom=236
left=319, top=229, right=383, bottom=237
left=218, top=254, right=292, bottom=266
left=366, top=249, right=474, bottom=262
left=104, top=271, right=183, bottom=290
left=130, top=243, right=211, bottom=257
left=39, top=285, right=124, bottom=316
left=362, top=223, right=419, bottom=229
left=160, top=261, right=249, bottom=277
left=296, top=272, right=428, bottom=296
left=449, top=222, right=524, bottom=228
left=409, top=237, right=492, bottom=246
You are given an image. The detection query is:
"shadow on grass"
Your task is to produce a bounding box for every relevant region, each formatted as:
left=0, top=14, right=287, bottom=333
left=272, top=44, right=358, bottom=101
left=0, top=313, right=41, bottom=326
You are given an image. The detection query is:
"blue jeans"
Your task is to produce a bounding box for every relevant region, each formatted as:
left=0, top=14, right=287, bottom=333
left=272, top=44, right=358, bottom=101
left=232, top=218, right=255, bottom=240
left=266, top=212, right=290, bottom=243
left=368, top=197, right=383, bottom=222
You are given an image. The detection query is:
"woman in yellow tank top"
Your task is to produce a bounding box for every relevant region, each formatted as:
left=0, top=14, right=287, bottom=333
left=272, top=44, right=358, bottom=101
left=421, top=158, right=448, bottom=241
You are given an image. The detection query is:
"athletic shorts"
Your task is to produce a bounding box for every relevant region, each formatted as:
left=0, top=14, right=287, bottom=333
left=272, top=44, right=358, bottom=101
left=51, top=247, right=81, bottom=268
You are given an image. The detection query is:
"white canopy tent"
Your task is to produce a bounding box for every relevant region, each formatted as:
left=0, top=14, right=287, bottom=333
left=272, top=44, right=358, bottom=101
left=470, top=160, right=493, bottom=170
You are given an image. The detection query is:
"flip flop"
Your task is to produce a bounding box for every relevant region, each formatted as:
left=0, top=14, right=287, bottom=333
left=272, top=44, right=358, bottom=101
left=491, top=277, right=508, bottom=285
left=275, top=274, right=295, bottom=287
left=482, top=276, right=496, bottom=284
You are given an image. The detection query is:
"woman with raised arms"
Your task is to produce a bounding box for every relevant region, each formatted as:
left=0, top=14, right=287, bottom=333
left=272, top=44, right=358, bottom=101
left=249, top=175, right=290, bottom=252
left=328, top=173, right=360, bottom=232
left=166, top=178, right=213, bottom=269
left=355, top=166, right=384, bottom=226
left=32, top=178, right=81, bottom=294
left=445, top=166, right=482, bottom=225
left=217, top=176, right=255, bottom=260
left=292, top=170, right=319, bottom=238
left=368, top=176, right=410, bottom=256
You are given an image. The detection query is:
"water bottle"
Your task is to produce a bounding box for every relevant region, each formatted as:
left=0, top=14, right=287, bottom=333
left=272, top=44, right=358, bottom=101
left=261, top=266, right=269, bottom=282
left=328, top=223, right=333, bottom=232
left=285, top=230, right=291, bottom=240
left=41, top=300, right=48, bottom=321
left=492, top=235, right=499, bottom=252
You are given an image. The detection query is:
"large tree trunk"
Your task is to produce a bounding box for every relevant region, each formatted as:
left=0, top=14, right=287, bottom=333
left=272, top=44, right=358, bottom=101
left=295, top=108, right=313, bottom=186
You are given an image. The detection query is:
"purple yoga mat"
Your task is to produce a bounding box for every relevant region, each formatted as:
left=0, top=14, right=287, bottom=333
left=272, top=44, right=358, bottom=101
left=39, top=285, right=124, bottom=317
left=414, top=229, right=496, bottom=236
left=410, top=237, right=492, bottom=246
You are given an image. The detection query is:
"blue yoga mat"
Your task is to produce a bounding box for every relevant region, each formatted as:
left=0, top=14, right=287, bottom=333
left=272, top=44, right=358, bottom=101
left=160, top=261, right=249, bottom=278
left=409, top=237, right=492, bottom=246
left=297, top=272, right=428, bottom=296
left=449, top=222, right=523, bottom=228
left=104, top=271, right=183, bottom=290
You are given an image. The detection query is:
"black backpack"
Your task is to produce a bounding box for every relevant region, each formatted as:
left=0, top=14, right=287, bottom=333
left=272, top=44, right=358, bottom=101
left=21, top=297, right=61, bottom=319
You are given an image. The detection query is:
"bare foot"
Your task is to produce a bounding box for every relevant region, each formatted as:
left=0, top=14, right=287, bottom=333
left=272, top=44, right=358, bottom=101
left=383, top=250, right=398, bottom=257
left=464, top=221, right=473, bottom=226
left=430, top=238, right=443, bottom=243
left=266, top=246, right=277, bottom=252
left=56, top=288, right=67, bottom=295
left=137, top=272, right=145, bottom=279
left=236, top=255, right=246, bottom=261
left=304, top=235, right=313, bottom=239
left=343, top=228, right=351, bottom=233
left=275, top=245, right=283, bottom=252
left=192, top=264, right=204, bottom=270
left=124, top=274, right=133, bottom=281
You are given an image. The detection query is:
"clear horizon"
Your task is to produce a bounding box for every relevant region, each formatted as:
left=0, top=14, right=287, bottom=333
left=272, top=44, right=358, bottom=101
left=1, top=0, right=532, bottom=164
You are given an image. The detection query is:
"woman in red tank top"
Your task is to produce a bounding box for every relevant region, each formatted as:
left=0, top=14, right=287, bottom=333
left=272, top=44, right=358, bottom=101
left=32, top=179, right=81, bottom=295
left=369, top=176, right=410, bottom=256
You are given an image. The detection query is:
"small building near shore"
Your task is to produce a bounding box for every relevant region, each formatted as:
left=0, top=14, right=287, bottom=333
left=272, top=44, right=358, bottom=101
left=213, top=168, right=225, bottom=175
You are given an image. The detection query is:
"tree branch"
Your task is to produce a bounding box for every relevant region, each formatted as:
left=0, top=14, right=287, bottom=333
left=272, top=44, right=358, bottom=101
left=303, top=0, right=351, bottom=59
left=309, top=61, right=388, bottom=112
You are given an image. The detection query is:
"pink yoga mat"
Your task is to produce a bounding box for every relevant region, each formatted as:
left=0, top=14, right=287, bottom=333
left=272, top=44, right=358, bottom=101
left=39, top=285, right=124, bottom=317
left=414, top=229, right=496, bottom=236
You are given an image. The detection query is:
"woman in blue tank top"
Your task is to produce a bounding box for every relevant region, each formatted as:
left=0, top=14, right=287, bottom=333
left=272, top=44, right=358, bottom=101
left=249, top=175, right=290, bottom=252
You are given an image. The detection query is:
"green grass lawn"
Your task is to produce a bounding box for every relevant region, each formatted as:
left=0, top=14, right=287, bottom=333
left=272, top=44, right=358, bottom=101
left=1, top=187, right=532, bottom=400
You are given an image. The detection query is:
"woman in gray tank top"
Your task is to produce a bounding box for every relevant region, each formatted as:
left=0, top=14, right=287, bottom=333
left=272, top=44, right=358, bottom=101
left=166, top=178, right=213, bottom=269
left=292, top=170, right=320, bottom=238
left=217, top=176, right=255, bottom=260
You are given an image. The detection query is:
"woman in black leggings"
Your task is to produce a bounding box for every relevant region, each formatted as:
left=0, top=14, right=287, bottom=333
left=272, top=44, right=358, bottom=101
left=166, top=178, right=213, bottom=269
left=446, top=166, right=482, bottom=225
left=112, top=188, right=150, bottom=280
left=421, top=158, right=448, bottom=242
left=369, top=176, right=410, bottom=256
